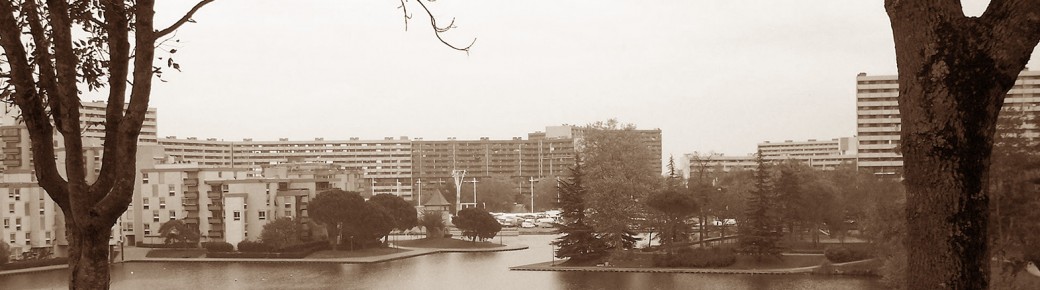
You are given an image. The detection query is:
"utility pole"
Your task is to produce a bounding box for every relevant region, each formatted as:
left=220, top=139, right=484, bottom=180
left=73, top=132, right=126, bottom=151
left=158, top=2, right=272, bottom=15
left=415, top=178, right=423, bottom=206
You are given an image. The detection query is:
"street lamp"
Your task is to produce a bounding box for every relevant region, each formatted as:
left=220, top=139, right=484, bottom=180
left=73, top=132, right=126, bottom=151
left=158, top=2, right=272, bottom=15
left=465, top=177, right=479, bottom=208
left=415, top=178, right=423, bottom=206
left=529, top=177, right=537, bottom=213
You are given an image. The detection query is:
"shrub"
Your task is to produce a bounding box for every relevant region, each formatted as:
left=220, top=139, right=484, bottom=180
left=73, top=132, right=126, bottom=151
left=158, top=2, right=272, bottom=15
left=237, top=240, right=273, bottom=253
left=0, top=257, right=68, bottom=271
left=653, top=247, right=737, bottom=268
left=202, top=241, right=234, bottom=253
left=0, top=242, right=9, bottom=265
left=443, top=233, right=453, bottom=238
left=135, top=242, right=199, bottom=249
left=825, top=246, right=873, bottom=263
left=276, top=241, right=328, bottom=253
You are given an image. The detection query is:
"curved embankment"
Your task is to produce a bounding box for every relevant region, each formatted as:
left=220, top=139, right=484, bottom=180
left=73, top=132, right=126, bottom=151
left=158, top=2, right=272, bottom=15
left=0, top=243, right=529, bottom=276
left=510, top=258, right=879, bottom=276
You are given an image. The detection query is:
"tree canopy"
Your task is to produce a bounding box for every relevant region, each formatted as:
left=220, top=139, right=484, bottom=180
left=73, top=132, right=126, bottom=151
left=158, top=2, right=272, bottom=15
left=553, top=157, right=608, bottom=262
left=260, top=217, right=301, bottom=250
left=452, top=208, right=501, bottom=242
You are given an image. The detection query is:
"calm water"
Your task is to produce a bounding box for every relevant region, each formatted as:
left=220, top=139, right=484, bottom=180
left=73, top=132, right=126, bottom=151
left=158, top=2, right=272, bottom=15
left=0, top=235, right=882, bottom=290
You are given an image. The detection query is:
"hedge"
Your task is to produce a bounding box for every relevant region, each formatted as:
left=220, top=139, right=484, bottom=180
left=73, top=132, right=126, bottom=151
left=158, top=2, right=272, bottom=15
left=237, top=241, right=273, bottom=253
left=824, top=246, right=874, bottom=263
left=653, top=247, right=737, bottom=268
left=0, top=257, right=69, bottom=271
left=135, top=242, right=199, bottom=249
left=202, top=241, right=234, bottom=253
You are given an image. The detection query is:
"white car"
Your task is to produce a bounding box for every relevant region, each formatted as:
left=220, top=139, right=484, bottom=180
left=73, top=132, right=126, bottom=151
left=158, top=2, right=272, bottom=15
left=520, top=221, right=536, bottom=228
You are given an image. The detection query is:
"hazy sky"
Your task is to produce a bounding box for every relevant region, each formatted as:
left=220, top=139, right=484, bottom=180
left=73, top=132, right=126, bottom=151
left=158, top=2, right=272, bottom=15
left=81, top=0, right=1036, bottom=162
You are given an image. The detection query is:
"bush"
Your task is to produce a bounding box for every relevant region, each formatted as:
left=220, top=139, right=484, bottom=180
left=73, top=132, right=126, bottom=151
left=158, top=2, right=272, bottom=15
left=135, top=242, right=199, bottom=248
left=275, top=241, right=328, bottom=253
left=237, top=240, right=273, bottom=253
left=202, top=241, right=234, bottom=253
left=443, top=233, right=453, bottom=238
left=653, top=247, right=737, bottom=268
left=0, top=242, right=9, bottom=265
left=0, top=257, right=68, bottom=271
left=825, top=246, right=873, bottom=263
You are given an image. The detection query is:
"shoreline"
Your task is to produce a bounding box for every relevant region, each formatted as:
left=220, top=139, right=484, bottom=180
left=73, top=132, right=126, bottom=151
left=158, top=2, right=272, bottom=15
left=509, top=258, right=879, bottom=276
left=0, top=243, right=528, bottom=276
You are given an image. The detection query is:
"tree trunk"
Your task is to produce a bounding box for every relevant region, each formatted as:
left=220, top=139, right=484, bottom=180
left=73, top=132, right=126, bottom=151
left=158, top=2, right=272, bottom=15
left=886, top=2, right=1040, bottom=289
left=66, top=225, right=113, bottom=290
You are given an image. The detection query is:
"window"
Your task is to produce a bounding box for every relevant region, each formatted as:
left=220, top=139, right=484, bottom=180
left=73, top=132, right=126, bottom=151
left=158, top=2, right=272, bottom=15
left=284, top=210, right=291, bottom=217
left=143, top=197, right=150, bottom=210
left=258, top=211, right=267, bottom=220
left=284, top=203, right=291, bottom=209
left=233, top=211, right=241, bottom=221
left=153, top=212, right=160, bottom=222
left=169, top=210, right=176, bottom=220
left=13, top=188, right=19, bottom=201
left=2, top=218, right=7, bottom=229
left=144, top=224, right=151, bottom=235
left=159, top=197, right=166, bottom=209
left=142, top=173, right=149, bottom=184
left=15, top=218, right=21, bottom=231
left=8, top=204, right=13, bottom=214
left=221, top=184, right=229, bottom=193
left=8, top=233, right=13, bottom=243
left=168, top=184, right=176, bottom=197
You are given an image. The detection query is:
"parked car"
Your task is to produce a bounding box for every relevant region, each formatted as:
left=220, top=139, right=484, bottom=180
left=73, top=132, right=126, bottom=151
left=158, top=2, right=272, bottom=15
left=520, top=221, right=536, bottom=228
left=537, top=222, right=555, bottom=228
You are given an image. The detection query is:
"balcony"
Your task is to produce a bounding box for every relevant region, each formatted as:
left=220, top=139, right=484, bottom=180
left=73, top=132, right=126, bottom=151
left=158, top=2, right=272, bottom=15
left=184, top=204, right=198, bottom=211
left=207, top=230, right=223, bottom=238
left=183, top=178, right=198, bottom=186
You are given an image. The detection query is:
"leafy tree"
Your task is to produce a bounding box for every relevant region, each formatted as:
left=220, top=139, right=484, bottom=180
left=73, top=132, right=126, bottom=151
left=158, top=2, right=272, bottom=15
left=532, top=176, right=562, bottom=212
left=475, top=177, right=520, bottom=212
left=260, top=217, right=301, bottom=250
left=738, top=149, right=782, bottom=260
left=355, top=204, right=395, bottom=248
left=552, top=158, right=608, bottom=261
left=886, top=2, right=1040, bottom=288
left=452, top=207, right=501, bottom=242
left=774, top=163, right=804, bottom=238
left=158, top=219, right=199, bottom=246
left=645, top=187, right=698, bottom=246
left=989, top=107, right=1040, bottom=282
left=420, top=210, right=447, bottom=239
left=0, top=241, right=10, bottom=265
left=368, top=194, right=419, bottom=233
left=581, top=120, right=655, bottom=252
left=309, top=189, right=366, bottom=250
left=0, top=1, right=212, bottom=287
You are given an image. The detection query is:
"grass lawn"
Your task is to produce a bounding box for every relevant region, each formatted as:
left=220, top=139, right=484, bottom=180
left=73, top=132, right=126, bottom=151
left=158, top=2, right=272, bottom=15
left=307, top=247, right=410, bottom=259
left=146, top=249, right=207, bottom=258
left=396, top=237, right=505, bottom=249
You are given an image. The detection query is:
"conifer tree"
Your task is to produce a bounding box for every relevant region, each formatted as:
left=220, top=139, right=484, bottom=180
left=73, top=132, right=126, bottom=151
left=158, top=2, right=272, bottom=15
left=552, top=156, right=608, bottom=262
left=738, top=149, right=783, bottom=260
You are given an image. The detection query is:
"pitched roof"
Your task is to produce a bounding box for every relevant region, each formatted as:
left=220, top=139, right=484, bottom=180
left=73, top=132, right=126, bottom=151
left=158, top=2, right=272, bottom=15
left=423, top=189, right=451, bottom=207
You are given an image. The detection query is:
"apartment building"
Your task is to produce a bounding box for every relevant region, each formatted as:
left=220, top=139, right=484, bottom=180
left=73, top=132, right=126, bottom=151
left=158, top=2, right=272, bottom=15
left=159, top=137, right=411, bottom=199
left=133, top=163, right=362, bottom=245
left=686, top=137, right=857, bottom=177
left=1, top=100, right=159, bottom=146
left=856, top=70, right=1040, bottom=175
left=545, top=125, right=664, bottom=175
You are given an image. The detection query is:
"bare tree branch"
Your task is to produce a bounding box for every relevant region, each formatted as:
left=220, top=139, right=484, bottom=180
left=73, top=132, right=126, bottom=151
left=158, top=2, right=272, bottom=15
left=414, top=0, right=475, bottom=52
left=398, top=0, right=412, bottom=31
left=155, top=0, right=213, bottom=38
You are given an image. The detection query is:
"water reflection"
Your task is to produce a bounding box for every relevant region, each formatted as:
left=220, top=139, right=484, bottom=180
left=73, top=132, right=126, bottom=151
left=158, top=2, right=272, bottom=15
left=0, top=235, right=882, bottom=290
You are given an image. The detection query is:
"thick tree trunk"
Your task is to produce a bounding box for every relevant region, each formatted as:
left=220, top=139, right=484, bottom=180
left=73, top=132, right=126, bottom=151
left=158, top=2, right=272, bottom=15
left=67, top=225, right=113, bottom=290
left=886, top=2, right=1040, bottom=289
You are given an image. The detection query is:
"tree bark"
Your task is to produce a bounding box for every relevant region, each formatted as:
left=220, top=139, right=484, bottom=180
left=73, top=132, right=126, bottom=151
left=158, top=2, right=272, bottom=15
left=67, top=225, right=114, bottom=289
left=885, top=1, right=1040, bottom=289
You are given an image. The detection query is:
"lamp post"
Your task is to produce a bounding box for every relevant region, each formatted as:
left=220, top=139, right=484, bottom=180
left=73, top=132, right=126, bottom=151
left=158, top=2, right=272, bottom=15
left=467, top=177, right=479, bottom=208
left=415, top=178, right=423, bottom=206
left=529, top=177, right=537, bottom=213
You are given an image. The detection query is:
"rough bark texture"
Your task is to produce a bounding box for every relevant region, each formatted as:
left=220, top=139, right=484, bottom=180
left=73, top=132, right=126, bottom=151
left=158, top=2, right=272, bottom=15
left=884, top=1, right=1040, bottom=289
left=0, top=1, right=210, bottom=289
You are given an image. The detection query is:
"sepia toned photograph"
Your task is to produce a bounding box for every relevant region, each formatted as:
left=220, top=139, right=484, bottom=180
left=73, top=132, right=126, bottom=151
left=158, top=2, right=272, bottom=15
left=1, top=1, right=1040, bottom=289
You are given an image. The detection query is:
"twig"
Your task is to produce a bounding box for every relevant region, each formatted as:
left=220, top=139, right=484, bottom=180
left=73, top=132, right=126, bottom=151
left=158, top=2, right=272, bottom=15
left=414, top=0, right=475, bottom=52
left=156, top=0, right=214, bottom=38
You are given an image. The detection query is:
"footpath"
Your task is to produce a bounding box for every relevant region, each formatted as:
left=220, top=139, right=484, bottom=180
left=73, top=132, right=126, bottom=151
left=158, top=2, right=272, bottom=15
left=510, top=255, right=878, bottom=276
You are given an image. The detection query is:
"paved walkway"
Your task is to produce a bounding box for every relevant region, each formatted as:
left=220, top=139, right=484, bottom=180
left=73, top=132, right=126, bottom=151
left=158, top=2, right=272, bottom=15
left=120, top=243, right=528, bottom=264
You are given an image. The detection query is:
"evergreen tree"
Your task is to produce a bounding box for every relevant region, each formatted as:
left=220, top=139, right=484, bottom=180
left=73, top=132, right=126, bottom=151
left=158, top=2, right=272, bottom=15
left=738, top=149, right=783, bottom=260
left=552, top=157, right=608, bottom=262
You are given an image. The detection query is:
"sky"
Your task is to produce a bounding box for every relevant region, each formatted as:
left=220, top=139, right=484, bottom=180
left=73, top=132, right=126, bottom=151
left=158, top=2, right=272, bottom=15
left=80, top=0, right=1037, bottom=163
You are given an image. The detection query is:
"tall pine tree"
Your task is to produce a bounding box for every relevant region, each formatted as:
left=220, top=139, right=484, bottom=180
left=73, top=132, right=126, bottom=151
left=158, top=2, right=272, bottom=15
left=552, top=156, right=608, bottom=262
left=738, top=149, right=783, bottom=260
